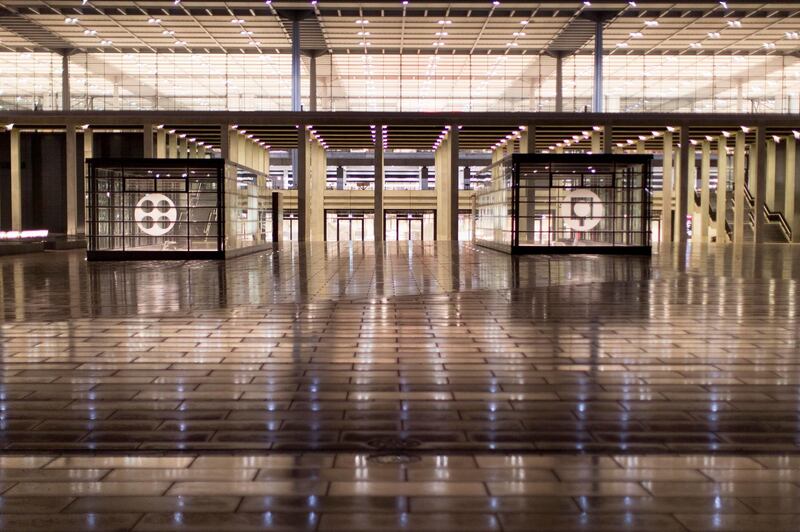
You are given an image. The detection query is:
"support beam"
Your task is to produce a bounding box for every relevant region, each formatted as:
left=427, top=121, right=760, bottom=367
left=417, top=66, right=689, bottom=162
left=10, top=128, right=21, bottom=231
left=733, top=131, right=746, bottom=243
left=716, top=135, right=728, bottom=243
left=374, top=127, right=384, bottom=242
left=673, top=141, right=682, bottom=241
left=520, top=126, right=535, bottom=154
left=661, top=131, right=673, bottom=244
left=66, top=125, right=78, bottom=235
left=179, top=136, right=188, bottom=158
left=676, top=126, right=690, bottom=243
left=753, top=127, right=767, bottom=242
left=591, top=130, right=601, bottom=153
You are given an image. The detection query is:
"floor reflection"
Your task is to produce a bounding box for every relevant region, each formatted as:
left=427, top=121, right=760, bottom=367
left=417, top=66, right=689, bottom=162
left=0, top=242, right=798, bottom=452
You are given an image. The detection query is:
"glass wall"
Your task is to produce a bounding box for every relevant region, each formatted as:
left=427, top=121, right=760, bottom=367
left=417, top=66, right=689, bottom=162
left=224, top=171, right=273, bottom=254
left=1, top=50, right=798, bottom=113
left=87, top=160, right=224, bottom=258
left=325, top=210, right=375, bottom=241
left=474, top=154, right=652, bottom=254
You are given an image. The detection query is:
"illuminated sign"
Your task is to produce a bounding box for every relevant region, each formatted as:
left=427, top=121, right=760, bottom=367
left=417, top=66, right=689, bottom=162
left=560, top=189, right=604, bottom=231
left=0, top=230, right=49, bottom=240
left=134, top=193, right=177, bottom=236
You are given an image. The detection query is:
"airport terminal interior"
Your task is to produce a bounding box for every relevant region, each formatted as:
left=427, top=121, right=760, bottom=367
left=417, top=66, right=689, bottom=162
left=1, top=0, right=800, bottom=530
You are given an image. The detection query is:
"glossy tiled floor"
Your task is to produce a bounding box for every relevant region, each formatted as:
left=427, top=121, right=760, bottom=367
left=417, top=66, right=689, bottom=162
left=0, top=242, right=799, bottom=530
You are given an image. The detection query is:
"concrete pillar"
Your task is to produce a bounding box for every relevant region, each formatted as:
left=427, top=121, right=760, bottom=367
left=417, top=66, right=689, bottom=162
left=733, top=131, right=746, bottom=243
left=435, top=127, right=459, bottom=241
left=699, top=140, right=711, bottom=242
left=661, top=131, right=673, bottom=244
left=555, top=52, right=563, bottom=112
left=83, top=128, right=93, bottom=235
left=179, top=136, right=188, bottom=158
left=143, top=123, right=154, bottom=157
left=753, top=127, right=767, bottom=242
left=676, top=127, right=690, bottom=243
left=272, top=191, right=283, bottom=243
left=168, top=133, right=178, bottom=158
left=765, top=138, right=777, bottom=210
left=10, top=128, right=21, bottom=231
left=374, top=127, right=384, bottom=241
left=66, top=125, right=78, bottom=235
left=156, top=128, right=167, bottom=158
left=309, top=53, right=317, bottom=112
left=309, top=138, right=326, bottom=241
left=520, top=126, right=535, bottom=153
left=61, top=54, right=70, bottom=112
left=603, top=125, right=613, bottom=154
left=297, top=127, right=309, bottom=241
left=336, top=166, right=344, bottom=190
left=785, top=136, right=800, bottom=242
left=636, top=140, right=646, bottom=154
left=673, top=143, right=682, bottom=242
left=591, top=131, right=601, bottom=153
left=592, top=18, right=604, bottom=112
left=237, top=135, right=246, bottom=166
left=716, top=136, right=728, bottom=243
left=291, top=17, right=301, bottom=111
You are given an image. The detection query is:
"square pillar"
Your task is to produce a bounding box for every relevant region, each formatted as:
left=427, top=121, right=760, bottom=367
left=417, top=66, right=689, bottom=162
left=272, top=191, right=283, bottom=243
left=10, top=128, right=21, bottom=231
left=143, top=123, right=154, bottom=158
left=765, top=138, right=777, bottom=210
left=753, top=127, right=767, bottom=242
left=699, top=140, right=711, bottom=242
left=179, top=136, right=188, bottom=158
left=733, top=131, right=746, bottom=243
left=716, top=136, right=728, bottom=243
left=156, top=128, right=167, bottom=158
left=603, top=125, right=613, bottom=154
left=676, top=127, right=690, bottom=243
left=297, top=128, right=309, bottom=241
left=591, top=131, right=602, bottom=153
left=785, top=135, right=800, bottom=242
left=374, top=127, right=385, bottom=241
left=435, top=126, right=459, bottom=241
left=168, top=133, right=178, bottom=158
left=661, top=132, right=673, bottom=244
left=66, top=125, right=78, bottom=235
left=83, top=128, right=93, bottom=235
left=520, top=126, right=535, bottom=154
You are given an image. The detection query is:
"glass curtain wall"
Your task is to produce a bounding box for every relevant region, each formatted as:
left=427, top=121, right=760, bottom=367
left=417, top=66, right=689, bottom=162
left=1, top=51, right=799, bottom=113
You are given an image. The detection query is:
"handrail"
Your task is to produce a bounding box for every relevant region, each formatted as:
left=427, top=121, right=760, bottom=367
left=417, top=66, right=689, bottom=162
left=740, top=186, right=792, bottom=241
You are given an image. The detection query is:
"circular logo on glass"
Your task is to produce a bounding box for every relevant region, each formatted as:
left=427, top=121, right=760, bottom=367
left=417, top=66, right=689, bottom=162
left=560, top=189, right=604, bottom=231
left=134, top=193, right=177, bottom=236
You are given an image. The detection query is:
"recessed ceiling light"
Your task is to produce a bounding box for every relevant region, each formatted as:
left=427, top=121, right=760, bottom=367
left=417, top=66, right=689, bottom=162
left=162, top=29, right=175, bottom=36
left=230, top=18, right=245, bottom=24
left=147, top=18, right=161, bottom=24
left=644, top=20, right=659, bottom=27
left=100, top=39, right=113, bottom=46
left=763, top=42, right=776, bottom=49
left=512, top=32, right=526, bottom=37
left=616, top=42, right=629, bottom=48
left=83, top=29, right=97, bottom=36
left=727, top=20, right=742, bottom=28
left=786, top=31, right=800, bottom=39
left=708, top=32, right=721, bottom=38
left=689, top=42, right=703, bottom=48
left=437, top=20, right=452, bottom=25
left=64, top=17, right=79, bottom=24
left=629, top=32, right=643, bottom=38
left=355, top=19, right=369, bottom=24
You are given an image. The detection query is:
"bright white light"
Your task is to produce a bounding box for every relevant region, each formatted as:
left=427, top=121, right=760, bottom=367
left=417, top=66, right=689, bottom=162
left=437, top=20, right=452, bottom=25
left=0, top=230, right=49, bottom=240
left=616, top=42, right=629, bottom=48
left=644, top=20, right=659, bottom=27
left=689, top=42, right=702, bottom=49
left=708, top=32, right=721, bottom=39
left=355, top=19, right=369, bottom=24
left=629, top=32, right=643, bottom=38
left=64, top=17, right=79, bottom=24
left=727, top=20, right=742, bottom=28
left=786, top=32, right=799, bottom=39
left=763, top=42, right=776, bottom=49
left=231, top=18, right=245, bottom=24
left=100, top=39, right=113, bottom=46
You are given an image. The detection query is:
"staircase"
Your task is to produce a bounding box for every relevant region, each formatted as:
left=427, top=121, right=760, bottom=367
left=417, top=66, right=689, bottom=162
left=695, top=186, right=790, bottom=243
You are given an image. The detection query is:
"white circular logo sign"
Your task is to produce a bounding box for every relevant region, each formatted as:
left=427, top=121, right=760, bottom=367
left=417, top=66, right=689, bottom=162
left=560, top=189, right=604, bottom=231
left=134, top=193, right=177, bottom=236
